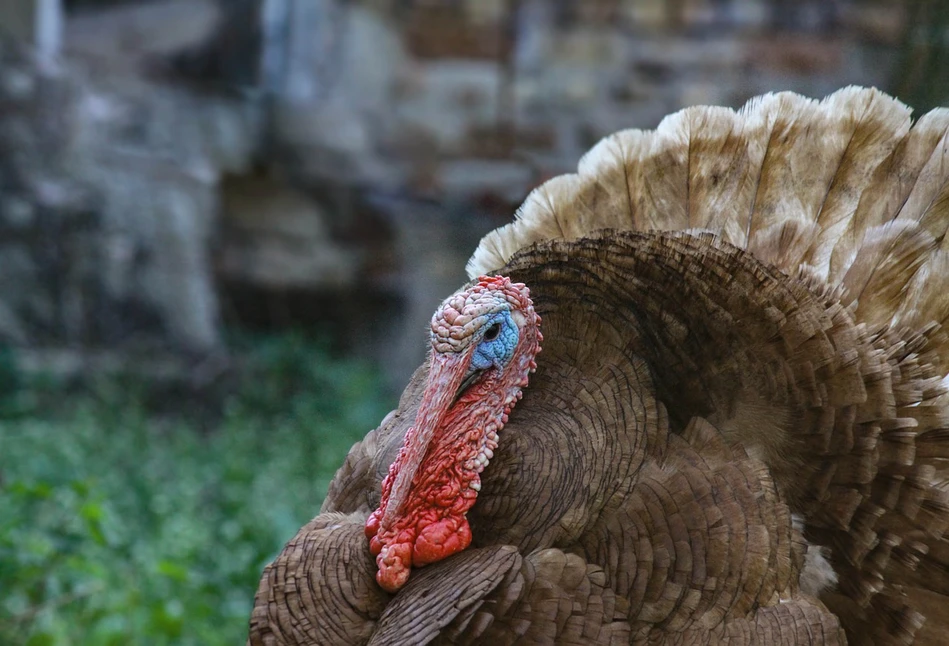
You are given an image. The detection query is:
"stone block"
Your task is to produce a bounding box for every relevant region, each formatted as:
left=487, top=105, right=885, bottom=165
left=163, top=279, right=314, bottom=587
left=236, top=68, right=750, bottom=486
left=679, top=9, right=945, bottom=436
left=217, top=175, right=358, bottom=290
left=435, top=158, right=534, bottom=203
left=394, top=60, right=502, bottom=154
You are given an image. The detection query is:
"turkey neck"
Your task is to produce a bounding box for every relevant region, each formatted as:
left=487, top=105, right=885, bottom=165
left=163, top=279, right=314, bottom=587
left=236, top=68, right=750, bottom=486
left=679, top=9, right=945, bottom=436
left=411, top=349, right=531, bottom=513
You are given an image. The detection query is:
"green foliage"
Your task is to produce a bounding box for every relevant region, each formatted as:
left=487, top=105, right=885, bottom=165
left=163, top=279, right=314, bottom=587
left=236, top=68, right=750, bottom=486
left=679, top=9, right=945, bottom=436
left=0, top=335, right=395, bottom=646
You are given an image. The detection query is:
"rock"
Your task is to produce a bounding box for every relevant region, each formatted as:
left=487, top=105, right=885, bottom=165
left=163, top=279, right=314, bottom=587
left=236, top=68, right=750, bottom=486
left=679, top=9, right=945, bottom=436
left=394, top=61, right=502, bottom=154
left=842, top=3, right=904, bottom=45
left=745, top=34, right=843, bottom=76
left=2, top=196, right=35, bottom=228
left=82, top=153, right=220, bottom=351
left=624, top=0, right=670, bottom=29
left=0, top=23, right=260, bottom=354
left=404, top=6, right=508, bottom=59
left=0, top=67, right=35, bottom=99
left=435, top=159, right=534, bottom=204
left=0, top=0, right=62, bottom=65
left=335, top=5, right=408, bottom=116
left=267, top=3, right=408, bottom=185
left=65, top=0, right=220, bottom=67
left=217, top=174, right=358, bottom=290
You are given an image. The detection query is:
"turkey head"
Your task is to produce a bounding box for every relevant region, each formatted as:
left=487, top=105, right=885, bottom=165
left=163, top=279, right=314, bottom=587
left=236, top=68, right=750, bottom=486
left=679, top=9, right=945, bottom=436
left=364, top=275, right=542, bottom=591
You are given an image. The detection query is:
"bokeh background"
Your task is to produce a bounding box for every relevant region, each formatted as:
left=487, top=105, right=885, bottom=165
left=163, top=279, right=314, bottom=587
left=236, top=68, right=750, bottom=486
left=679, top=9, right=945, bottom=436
left=0, top=1, right=946, bottom=644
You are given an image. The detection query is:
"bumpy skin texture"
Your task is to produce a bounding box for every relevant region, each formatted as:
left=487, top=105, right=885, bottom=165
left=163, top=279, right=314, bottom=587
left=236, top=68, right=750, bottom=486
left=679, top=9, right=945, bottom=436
left=364, top=276, right=542, bottom=592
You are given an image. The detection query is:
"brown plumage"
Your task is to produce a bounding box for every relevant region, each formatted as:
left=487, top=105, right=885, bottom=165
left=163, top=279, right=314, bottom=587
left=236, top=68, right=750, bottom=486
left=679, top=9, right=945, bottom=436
left=248, top=87, right=949, bottom=645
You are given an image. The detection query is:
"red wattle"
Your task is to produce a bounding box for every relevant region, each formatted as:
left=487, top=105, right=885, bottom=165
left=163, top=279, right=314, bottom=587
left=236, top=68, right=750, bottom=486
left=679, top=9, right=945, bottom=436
left=413, top=515, right=472, bottom=566
left=365, top=509, right=382, bottom=541
left=376, top=542, right=412, bottom=593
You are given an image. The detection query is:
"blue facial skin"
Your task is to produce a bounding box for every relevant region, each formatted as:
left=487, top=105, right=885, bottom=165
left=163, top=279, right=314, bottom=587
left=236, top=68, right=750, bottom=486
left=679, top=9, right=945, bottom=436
left=469, top=310, right=519, bottom=374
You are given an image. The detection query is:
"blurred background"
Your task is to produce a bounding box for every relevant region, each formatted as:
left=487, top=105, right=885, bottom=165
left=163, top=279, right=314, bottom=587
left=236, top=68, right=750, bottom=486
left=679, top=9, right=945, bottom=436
left=0, top=0, right=945, bottom=644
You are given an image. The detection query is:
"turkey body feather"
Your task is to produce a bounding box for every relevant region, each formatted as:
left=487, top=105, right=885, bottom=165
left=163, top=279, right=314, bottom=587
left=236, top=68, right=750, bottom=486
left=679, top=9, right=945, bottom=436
left=249, top=87, right=949, bottom=645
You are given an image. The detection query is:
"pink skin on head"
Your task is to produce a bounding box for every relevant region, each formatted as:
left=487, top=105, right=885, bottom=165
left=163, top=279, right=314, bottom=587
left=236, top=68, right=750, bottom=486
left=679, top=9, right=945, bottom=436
left=364, top=276, right=542, bottom=592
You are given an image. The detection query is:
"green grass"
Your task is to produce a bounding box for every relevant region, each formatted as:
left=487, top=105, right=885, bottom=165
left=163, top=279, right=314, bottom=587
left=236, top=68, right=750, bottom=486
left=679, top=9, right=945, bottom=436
left=0, top=335, right=395, bottom=646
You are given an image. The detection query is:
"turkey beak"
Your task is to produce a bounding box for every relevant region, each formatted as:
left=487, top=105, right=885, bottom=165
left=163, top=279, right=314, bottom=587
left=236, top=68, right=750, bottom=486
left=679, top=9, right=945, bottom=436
left=382, top=349, right=473, bottom=527
left=454, top=368, right=484, bottom=405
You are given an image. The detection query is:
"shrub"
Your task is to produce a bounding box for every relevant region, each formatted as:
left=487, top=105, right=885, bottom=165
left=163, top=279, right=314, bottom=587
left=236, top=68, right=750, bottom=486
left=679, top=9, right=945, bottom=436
left=0, top=335, right=395, bottom=646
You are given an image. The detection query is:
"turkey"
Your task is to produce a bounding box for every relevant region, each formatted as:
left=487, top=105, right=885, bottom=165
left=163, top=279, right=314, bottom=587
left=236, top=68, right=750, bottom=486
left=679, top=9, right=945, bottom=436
left=248, top=87, right=949, bottom=645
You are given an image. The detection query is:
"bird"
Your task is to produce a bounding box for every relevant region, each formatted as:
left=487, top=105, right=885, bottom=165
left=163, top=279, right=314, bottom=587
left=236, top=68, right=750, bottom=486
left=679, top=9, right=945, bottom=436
left=247, top=87, right=949, bottom=645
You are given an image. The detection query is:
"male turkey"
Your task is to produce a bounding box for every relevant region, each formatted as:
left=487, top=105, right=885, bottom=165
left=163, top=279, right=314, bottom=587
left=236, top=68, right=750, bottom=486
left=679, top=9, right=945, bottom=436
left=248, top=87, right=949, bottom=645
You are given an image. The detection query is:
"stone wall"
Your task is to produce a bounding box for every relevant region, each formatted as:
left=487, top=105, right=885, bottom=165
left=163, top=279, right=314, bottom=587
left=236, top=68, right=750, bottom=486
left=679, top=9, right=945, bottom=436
left=0, top=10, right=257, bottom=357
left=262, top=0, right=905, bottom=214
left=257, top=0, right=908, bottom=385
left=0, top=0, right=918, bottom=389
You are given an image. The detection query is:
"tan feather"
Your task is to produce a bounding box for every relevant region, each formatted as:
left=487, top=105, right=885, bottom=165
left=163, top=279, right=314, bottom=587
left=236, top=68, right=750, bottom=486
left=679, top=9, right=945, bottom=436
left=801, top=88, right=912, bottom=278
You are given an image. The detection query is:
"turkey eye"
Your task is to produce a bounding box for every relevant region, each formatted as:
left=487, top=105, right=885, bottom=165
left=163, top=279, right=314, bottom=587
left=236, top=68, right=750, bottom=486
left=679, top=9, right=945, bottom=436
left=483, top=323, right=501, bottom=341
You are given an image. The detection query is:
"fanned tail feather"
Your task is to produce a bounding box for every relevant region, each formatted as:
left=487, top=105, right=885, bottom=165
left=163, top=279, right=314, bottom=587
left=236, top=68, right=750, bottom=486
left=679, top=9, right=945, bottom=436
left=468, top=86, right=949, bottom=644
